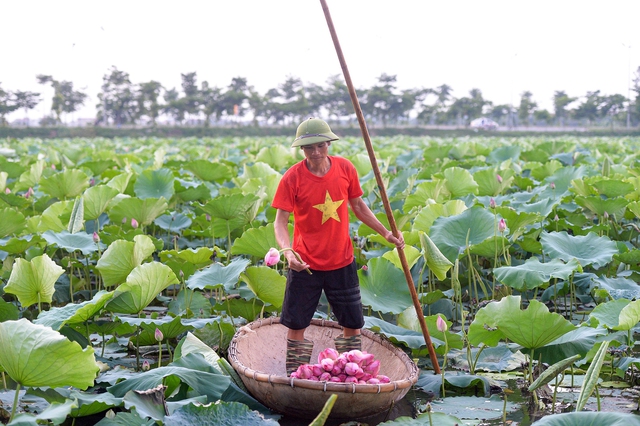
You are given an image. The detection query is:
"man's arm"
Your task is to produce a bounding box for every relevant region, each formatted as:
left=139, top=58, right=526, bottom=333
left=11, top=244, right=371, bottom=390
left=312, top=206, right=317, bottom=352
left=274, top=209, right=310, bottom=271
left=349, top=197, right=405, bottom=249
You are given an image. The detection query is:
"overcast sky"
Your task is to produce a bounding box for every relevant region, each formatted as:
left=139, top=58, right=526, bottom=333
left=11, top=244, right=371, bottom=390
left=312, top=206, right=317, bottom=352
left=2, top=0, right=639, bottom=120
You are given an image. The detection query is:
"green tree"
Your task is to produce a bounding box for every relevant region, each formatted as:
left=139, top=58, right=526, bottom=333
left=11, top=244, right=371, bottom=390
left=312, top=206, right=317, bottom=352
left=13, top=91, right=41, bottom=125
left=221, top=77, right=250, bottom=123
left=445, top=88, right=490, bottom=125
left=200, top=81, right=223, bottom=127
left=163, top=87, right=186, bottom=124
left=322, top=75, right=352, bottom=122
left=181, top=72, right=200, bottom=122
left=362, top=73, right=402, bottom=127
left=0, top=84, right=19, bottom=126
left=37, top=75, right=87, bottom=124
left=574, top=90, right=603, bottom=124
left=97, top=67, right=136, bottom=126
left=517, top=91, right=537, bottom=123
left=533, top=109, right=552, bottom=124
left=552, top=90, right=576, bottom=126
left=136, top=81, right=163, bottom=127
left=632, top=66, right=640, bottom=124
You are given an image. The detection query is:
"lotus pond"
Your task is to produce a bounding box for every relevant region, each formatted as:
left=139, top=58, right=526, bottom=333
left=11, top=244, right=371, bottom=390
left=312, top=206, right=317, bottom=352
left=1, top=135, right=640, bottom=426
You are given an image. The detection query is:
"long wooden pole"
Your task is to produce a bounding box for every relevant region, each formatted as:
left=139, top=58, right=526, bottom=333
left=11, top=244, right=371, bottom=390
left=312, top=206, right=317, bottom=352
left=319, top=0, right=441, bottom=374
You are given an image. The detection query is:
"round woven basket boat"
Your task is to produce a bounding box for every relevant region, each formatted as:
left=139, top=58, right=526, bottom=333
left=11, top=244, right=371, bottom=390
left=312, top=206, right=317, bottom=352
left=228, top=317, right=419, bottom=420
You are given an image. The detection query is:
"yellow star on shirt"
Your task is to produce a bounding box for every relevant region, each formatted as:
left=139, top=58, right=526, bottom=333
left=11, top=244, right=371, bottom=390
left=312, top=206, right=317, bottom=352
left=313, top=191, right=344, bottom=224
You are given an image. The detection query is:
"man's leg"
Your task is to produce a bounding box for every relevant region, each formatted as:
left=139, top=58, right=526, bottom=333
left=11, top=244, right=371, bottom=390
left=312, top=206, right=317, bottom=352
left=285, top=327, right=313, bottom=375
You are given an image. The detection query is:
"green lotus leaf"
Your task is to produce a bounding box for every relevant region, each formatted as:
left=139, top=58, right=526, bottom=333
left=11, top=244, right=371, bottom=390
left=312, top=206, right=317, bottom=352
left=534, top=326, right=605, bottom=366
left=419, top=232, right=453, bottom=281
left=42, top=230, right=105, bottom=255
left=4, top=254, right=64, bottom=308
left=175, top=332, right=222, bottom=368
left=134, top=168, right=175, bottom=200
left=108, top=197, right=168, bottom=227
left=365, top=316, right=440, bottom=350
left=14, top=159, right=45, bottom=191
left=37, top=199, right=74, bottom=232
left=494, top=206, right=543, bottom=241
left=589, top=298, right=640, bottom=331
left=200, top=193, right=260, bottom=234
left=40, top=168, right=90, bottom=200
left=486, top=145, right=521, bottom=164
left=493, top=258, right=582, bottom=291
left=412, top=200, right=466, bottom=234
left=106, top=262, right=179, bottom=314
left=378, top=411, right=464, bottom=426
left=159, top=247, right=215, bottom=268
left=429, top=206, right=497, bottom=262
left=239, top=265, right=286, bottom=308
left=154, top=212, right=192, bottom=232
left=397, top=309, right=463, bottom=352
left=541, top=231, right=618, bottom=269
left=230, top=222, right=282, bottom=257
left=83, top=185, right=120, bottom=221
left=575, top=195, right=628, bottom=217
left=0, top=207, right=26, bottom=238
left=468, top=295, right=575, bottom=349
left=107, top=355, right=230, bottom=399
left=211, top=297, right=267, bottom=322
left=239, top=176, right=279, bottom=206
left=9, top=398, right=77, bottom=425
left=473, top=168, right=514, bottom=196
left=255, top=145, right=294, bottom=171
left=382, top=244, right=421, bottom=271
left=0, top=235, right=45, bottom=255
left=591, top=178, right=636, bottom=198
left=174, top=179, right=211, bottom=203
left=68, top=196, right=84, bottom=233
left=404, top=180, right=450, bottom=212
left=0, top=318, right=98, bottom=388
left=94, top=411, right=155, bottom=426
left=468, top=235, right=511, bottom=258
left=359, top=257, right=413, bottom=314
left=35, top=290, right=114, bottom=330
left=531, top=411, right=640, bottom=426
left=0, top=298, right=19, bottom=322
left=96, top=235, right=156, bottom=287
left=187, top=258, right=250, bottom=292
left=164, top=401, right=279, bottom=426
left=442, top=166, right=478, bottom=198
left=105, top=171, right=133, bottom=193
left=185, top=160, right=234, bottom=183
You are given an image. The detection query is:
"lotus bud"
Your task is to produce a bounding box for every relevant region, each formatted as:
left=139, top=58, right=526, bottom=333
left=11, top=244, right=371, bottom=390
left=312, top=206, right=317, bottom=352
left=377, top=375, right=391, bottom=383
left=298, top=365, right=313, bottom=380
left=361, top=373, right=373, bottom=382
left=436, top=315, right=448, bottom=332
left=312, top=364, right=323, bottom=377
left=320, top=358, right=335, bottom=372
left=319, top=372, right=332, bottom=381
left=550, top=182, right=556, bottom=190
left=330, top=376, right=342, bottom=383
left=355, top=368, right=365, bottom=379
left=290, top=371, right=300, bottom=379
left=308, top=376, right=320, bottom=381
left=25, top=187, right=34, bottom=199
left=264, top=247, right=280, bottom=266
left=496, top=174, right=502, bottom=183
left=90, top=178, right=95, bottom=186
left=361, top=265, right=368, bottom=271
left=364, top=360, right=380, bottom=377
left=498, top=218, right=507, bottom=233
left=93, top=232, right=100, bottom=244
left=367, top=377, right=380, bottom=385
left=335, top=356, right=347, bottom=370
left=51, top=164, right=56, bottom=170
left=4, top=188, right=10, bottom=194
left=345, top=362, right=360, bottom=376
left=346, top=350, right=365, bottom=365
left=489, top=197, right=496, bottom=209
left=603, top=211, right=609, bottom=220
left=206, top=214, right=211, bottom=221
left=344, top=376, right=358, bottom=384
left=131, top=218, right=139, bottom=228
left=318, top=347, right=339, bottom=362
left=331, top=365, right=343, bottom=376
left=122, top=217, right=127, bottom=224
left=358, top=380, right=367, bottom=385
left=154, top=328, right=163, bottom=342
left=337, top=373, right=347, bottom=382
left=361, top=352, right=375, bottom=366
left=142, top=360, right=150, bottom=371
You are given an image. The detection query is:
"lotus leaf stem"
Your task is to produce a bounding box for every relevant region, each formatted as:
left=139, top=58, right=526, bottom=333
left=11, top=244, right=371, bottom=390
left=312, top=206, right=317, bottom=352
left=9, top=382, right=20, bottom=423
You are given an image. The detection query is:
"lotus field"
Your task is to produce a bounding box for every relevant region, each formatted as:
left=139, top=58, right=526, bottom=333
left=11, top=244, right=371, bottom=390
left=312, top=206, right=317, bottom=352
left=2, top=135, right=640, bottom=425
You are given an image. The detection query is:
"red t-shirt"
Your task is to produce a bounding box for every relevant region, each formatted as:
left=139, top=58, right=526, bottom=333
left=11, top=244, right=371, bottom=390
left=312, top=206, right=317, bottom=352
left=272, top=156, right=364, bottom=271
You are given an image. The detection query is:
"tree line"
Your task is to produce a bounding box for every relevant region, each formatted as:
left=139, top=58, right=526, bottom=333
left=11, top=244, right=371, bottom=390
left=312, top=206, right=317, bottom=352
left=1, top=65, right=640, bottom=128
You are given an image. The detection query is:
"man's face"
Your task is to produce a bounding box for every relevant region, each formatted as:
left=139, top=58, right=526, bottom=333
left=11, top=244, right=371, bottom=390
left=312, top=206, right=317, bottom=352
left=301, top=142, right=330, bottom=158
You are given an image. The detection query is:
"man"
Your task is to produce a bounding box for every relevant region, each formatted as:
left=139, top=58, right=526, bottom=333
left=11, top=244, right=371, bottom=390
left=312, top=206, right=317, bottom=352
left=272, top=117, right=405, bottom=375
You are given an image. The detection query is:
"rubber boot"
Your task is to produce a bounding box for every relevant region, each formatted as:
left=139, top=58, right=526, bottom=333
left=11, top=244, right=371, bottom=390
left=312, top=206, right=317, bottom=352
left=334, top=334, right=362, bottom=354
left=285, top=338, right=313, bottom=376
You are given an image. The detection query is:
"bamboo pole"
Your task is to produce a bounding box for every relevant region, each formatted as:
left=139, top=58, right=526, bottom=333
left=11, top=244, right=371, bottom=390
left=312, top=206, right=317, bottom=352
left=319, top=0, right=441, bottom=374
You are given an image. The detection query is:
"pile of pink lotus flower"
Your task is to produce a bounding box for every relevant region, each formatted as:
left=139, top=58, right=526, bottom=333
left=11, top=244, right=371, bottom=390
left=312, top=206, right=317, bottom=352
left=290, top=347, right=390, bottom=384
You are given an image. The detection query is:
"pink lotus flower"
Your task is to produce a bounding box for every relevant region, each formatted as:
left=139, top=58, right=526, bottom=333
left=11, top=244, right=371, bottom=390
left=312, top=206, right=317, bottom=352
left=498, top=218, right=507, bottom=233
left=377, top=375, right=390, bottom=383
left=154, top=328, right=163, bottom=342
left=25, top=187, right=34, bottom=199
left=320, top=358, right=335, bottom=372
left=364, top=360, right=380, bottom=377
left=319, top=372, right=332, bottom=381
left=345, top=362, right=360, bottom=376
left=330, top=376, right=343, bottom=383
left=290, top=371, right=300, bottom=379
left=318, top=347, right=339, bottom=362
left=142, top=360, right=150, bottom=371
left=367, top=377, right=380, bottom=385
left=496, top=174, right=503, bottom=183
left=489, top=197, right=496, bottom=209
left=4, top=188, right=10, bottom=194
left=131, top=218, right=139, bottom=228
left=344, top=376, right=358, bottom=384
left=297, top=365, right=313, bottom=380
left=346, top=349, right=366, bottom=365
left=264, top=247, right=280, bottom=266
left=436, top=315, right=448, bottom=332
left=93, top=232, right=100, bottom=244
left=331, top=365, right=343, bottom=376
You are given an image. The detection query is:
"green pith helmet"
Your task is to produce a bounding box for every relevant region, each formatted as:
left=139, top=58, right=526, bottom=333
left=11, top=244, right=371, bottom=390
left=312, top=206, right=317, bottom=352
left=292, top=117, right=339, bottom=147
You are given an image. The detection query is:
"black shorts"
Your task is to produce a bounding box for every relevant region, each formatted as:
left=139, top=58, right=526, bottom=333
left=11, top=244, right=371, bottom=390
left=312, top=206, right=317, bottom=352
left=280, top=260, right=365, bottom=331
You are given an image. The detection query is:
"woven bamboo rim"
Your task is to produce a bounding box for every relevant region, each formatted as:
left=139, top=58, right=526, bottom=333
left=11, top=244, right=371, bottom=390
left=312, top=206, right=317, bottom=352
left=228, top=317, right=419, bottom=394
